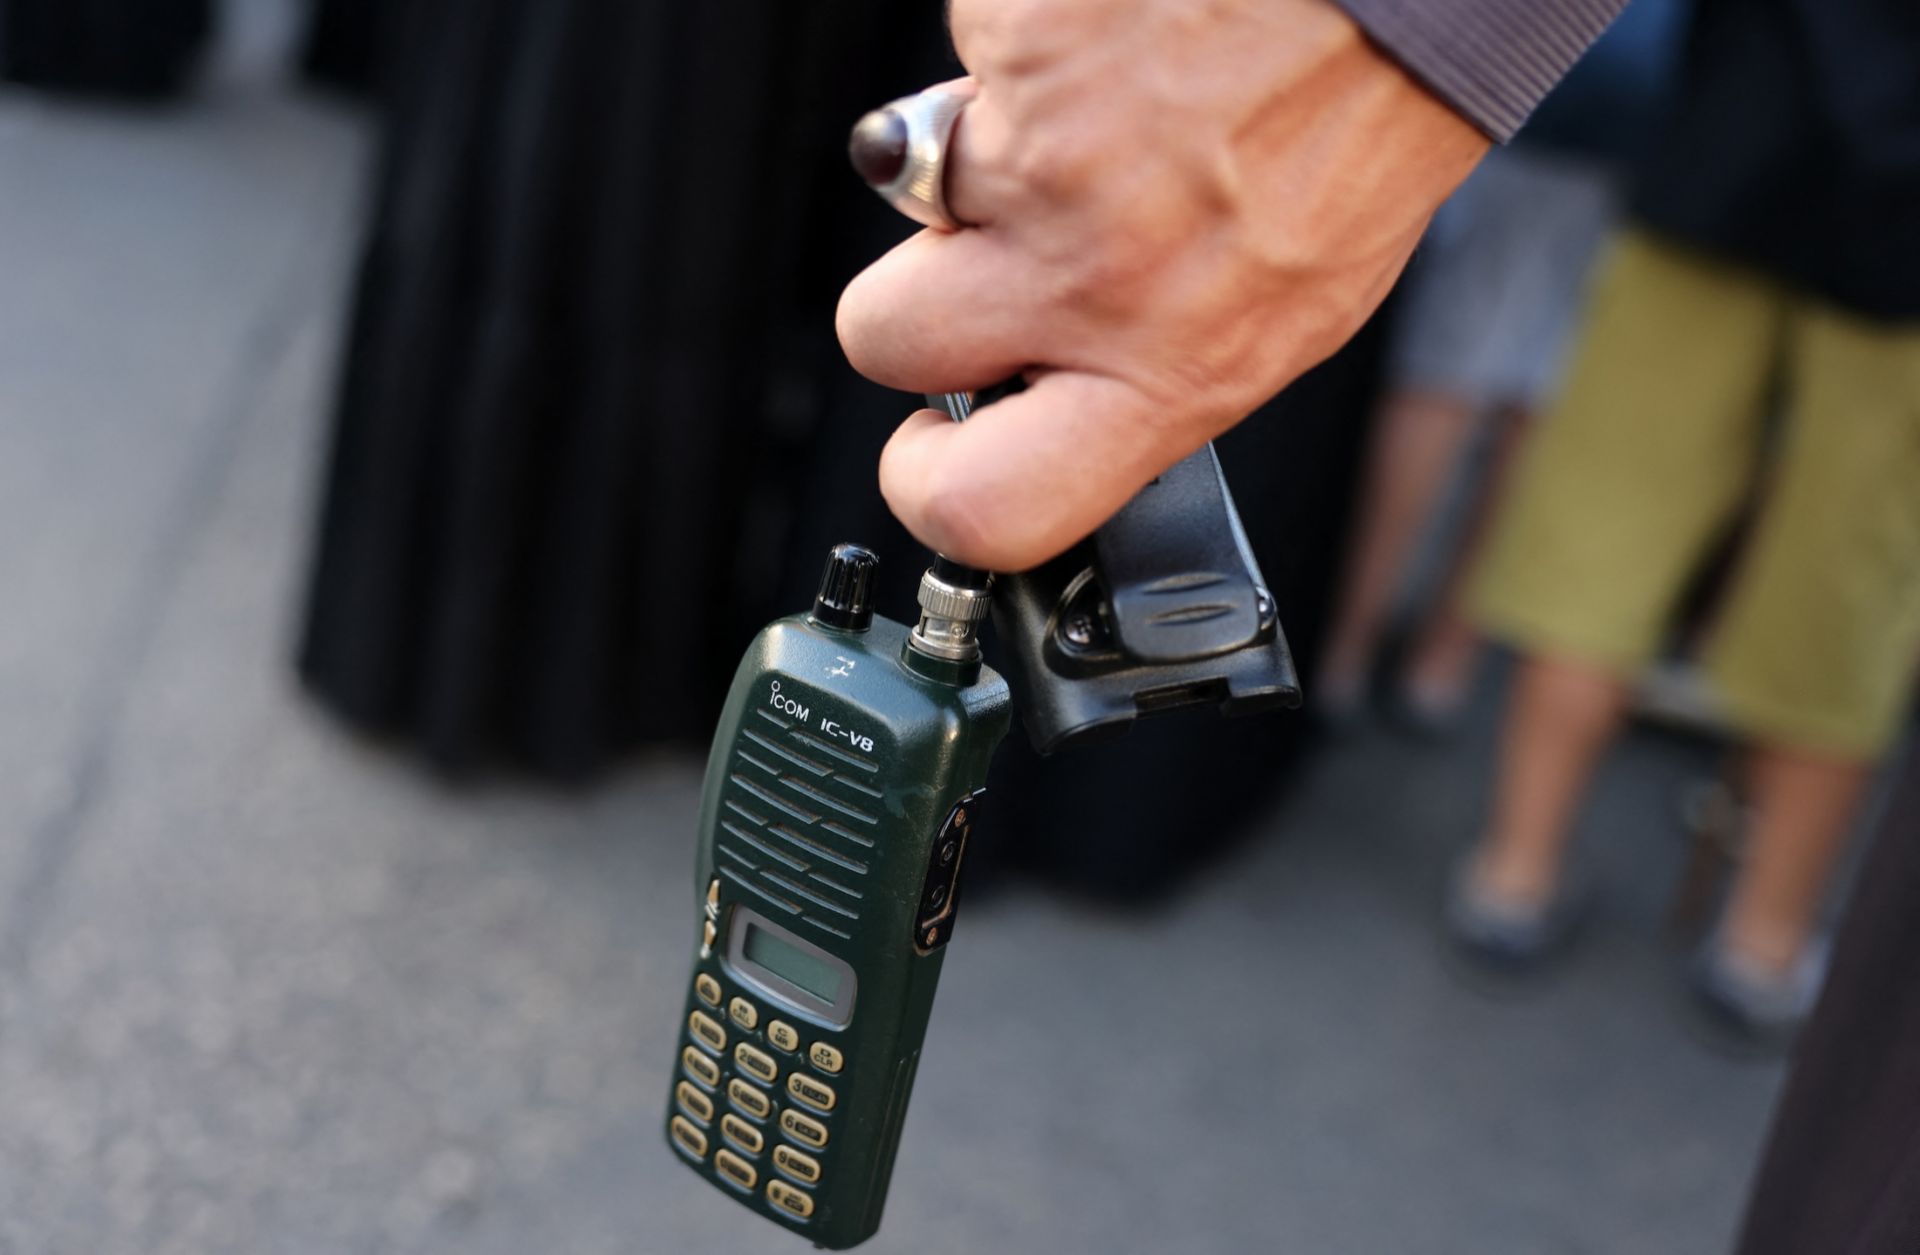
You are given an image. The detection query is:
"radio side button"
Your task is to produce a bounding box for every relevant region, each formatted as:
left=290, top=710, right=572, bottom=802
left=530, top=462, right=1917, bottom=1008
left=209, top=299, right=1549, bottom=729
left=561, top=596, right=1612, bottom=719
left=807, top=1041, right=844, bottom=1074
left=767, top=1020, right=800, bottom=1052
left=676, top=1081, right=715, bottom=1124
left=772, top=1144, right=821, bottom=1184
left=728, top=1078, right=773, bottom=1120
left=670, top=1115, right=708, bottom=1160
left=767, top=1179, right=815, bottom=1219
left=787, top=1073, right=837, bottom=1113
left=682, top=1046, right=721, bottom=1089
left=721, top=1113, right=765, bottom=1155
left=779, top=1107, right=829, bottom=1150
left=688, top=1010, right=728, bottom=1054
left=715, top=1148, right=758, bottom=1191
left=735, top=1043, right=779, bottom=1084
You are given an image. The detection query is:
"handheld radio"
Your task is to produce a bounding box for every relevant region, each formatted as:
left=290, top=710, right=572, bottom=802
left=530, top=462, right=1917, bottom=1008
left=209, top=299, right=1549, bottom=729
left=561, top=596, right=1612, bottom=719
left=666, top=545, right=1011, bottom=1249
left=667, top=402, right=1300, bottom=1249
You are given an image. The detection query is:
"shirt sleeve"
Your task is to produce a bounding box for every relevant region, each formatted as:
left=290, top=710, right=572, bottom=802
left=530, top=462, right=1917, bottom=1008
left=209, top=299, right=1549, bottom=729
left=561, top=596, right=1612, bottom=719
left=1333, top=0, right=1631, bottom=141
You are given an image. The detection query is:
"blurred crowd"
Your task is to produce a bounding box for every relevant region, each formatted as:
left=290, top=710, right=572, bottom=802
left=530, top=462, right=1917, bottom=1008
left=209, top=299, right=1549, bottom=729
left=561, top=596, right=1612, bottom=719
left=1322, top=0, right=1920, bottom=1056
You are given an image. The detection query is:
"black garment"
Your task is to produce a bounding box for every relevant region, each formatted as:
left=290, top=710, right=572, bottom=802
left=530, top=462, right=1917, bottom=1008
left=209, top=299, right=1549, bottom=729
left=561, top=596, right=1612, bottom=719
left=300, top=0, right=397, bottom=94
left=1735, top=750, right=1920, bottom=1255
left=0, top=0, right=210, bottom=96
left=1516, top=0, right=1689, bottom=166
left=1631, top=0, right=1920, bottom=320
left=299, top=0, right=957, bottom=777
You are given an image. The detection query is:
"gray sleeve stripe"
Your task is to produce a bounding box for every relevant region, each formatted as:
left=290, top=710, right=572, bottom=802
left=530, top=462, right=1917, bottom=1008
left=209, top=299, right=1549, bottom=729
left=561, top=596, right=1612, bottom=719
left=1333, top=0, right=1629, bottom=141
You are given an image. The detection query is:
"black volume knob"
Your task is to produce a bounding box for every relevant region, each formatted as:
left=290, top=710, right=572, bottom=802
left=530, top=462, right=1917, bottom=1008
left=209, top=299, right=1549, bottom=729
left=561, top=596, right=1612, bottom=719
left=812, top=543, right=879, bottom=632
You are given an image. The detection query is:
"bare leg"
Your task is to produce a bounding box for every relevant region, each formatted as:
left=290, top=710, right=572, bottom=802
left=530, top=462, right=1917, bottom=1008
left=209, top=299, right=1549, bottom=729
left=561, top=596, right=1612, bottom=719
left=1470, top=654, right=1630, bottom=906
left=1403, top=403, right=1534, bottom=715
left=1718, top=747, right=1871, bottom=974
left=1319, top=389, right=1481, bottom=702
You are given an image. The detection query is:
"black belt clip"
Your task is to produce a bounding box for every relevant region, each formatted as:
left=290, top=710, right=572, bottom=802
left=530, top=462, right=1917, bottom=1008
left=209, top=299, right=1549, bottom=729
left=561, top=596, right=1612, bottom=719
left=937, top=386, right=1301, bottom=754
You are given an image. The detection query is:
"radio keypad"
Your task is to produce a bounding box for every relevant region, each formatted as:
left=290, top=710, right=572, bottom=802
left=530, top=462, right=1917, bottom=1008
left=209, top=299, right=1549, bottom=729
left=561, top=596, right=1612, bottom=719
left=721, top=1113, right=765, bottom=1155
left=714, top=1148, right=758, bottom=1191
left=688, top=1010, right=728, bottom=1054
left=787, top=1073, right=837, bottom=1113
left=767, top=1179, right=815, bottom=1219
left=681, top=969, right=839, bottom=1221
left=735, top=1043, right=779, bottom=1085
left=676, top=1080, right=715, bottom=1124
left=682, top=1046, right=721, bottom=1089
left=727, top=1077, right=772, bottom=1120
left=779, top=1107, right=829, bottom=1151
left=670, top=1115, right=708, bottom=1160
left=772, top=1144, right=821, bottom=1184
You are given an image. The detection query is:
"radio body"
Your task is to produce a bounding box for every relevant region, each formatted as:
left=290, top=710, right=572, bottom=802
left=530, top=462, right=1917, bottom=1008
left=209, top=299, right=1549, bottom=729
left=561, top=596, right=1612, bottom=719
left=666, top=551, right=1010, bottom=1250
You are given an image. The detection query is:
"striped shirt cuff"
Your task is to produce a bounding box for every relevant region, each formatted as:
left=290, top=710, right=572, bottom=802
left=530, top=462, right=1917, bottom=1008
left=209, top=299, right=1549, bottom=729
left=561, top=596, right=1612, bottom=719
left=1334, top=0, right=1629, bottom=141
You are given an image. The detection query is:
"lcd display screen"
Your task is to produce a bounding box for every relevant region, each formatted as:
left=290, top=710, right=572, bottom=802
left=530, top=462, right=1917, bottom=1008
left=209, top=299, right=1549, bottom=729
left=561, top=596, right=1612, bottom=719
left=742, top=921, right=845, bottom=1004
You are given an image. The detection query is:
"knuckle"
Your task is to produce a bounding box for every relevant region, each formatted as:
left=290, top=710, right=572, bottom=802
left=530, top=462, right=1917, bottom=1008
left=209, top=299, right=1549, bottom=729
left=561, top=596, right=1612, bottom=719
left=1004, top=130, right=1097, bottom=206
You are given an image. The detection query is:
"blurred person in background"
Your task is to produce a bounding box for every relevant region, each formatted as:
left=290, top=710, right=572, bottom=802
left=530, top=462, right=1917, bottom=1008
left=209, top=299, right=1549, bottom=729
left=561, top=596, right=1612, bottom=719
left=0, top=0, right=210, bottom=96
left=1318, top=0, right=1687, bottom=731
left=1449, top=0, right=1920, bottom=1049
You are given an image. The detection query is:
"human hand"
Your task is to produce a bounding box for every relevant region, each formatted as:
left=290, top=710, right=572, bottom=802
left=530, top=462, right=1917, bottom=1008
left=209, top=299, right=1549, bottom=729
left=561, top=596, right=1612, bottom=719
left=837, top=0, right=1488, bottom=571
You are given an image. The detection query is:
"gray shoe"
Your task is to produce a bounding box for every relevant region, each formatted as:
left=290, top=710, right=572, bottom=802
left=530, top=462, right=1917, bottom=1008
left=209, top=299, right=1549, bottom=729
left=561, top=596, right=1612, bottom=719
left=1444, top=858, right=1589, bottom=976
left=1688, top=938, right=1829, bottom=1054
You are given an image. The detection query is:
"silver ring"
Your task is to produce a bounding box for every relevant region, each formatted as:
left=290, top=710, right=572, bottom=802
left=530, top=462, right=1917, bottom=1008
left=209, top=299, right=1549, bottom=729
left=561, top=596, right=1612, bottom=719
left=849, top=80, right=978, bottom=231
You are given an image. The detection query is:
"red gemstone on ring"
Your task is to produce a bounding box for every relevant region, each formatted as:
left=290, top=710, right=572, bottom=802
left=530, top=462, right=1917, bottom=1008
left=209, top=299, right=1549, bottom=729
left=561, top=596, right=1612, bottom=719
left=848, top=109, right=909, bottom=187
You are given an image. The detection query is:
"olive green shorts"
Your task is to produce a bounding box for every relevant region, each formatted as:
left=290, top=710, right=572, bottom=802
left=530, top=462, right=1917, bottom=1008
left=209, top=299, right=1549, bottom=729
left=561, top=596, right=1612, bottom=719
left=1471, top=231, right=1920, bottom=759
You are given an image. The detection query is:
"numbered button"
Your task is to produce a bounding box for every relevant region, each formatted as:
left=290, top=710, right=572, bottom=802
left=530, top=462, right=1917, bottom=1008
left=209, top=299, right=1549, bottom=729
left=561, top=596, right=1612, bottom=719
left=676, top=1080, right=715, bottom=1124
left=787, top=1073, right=837, bottom=1113
left=772, top=1144, right=821, bottom=1184
left=728, top=1078, right=772, bottom=1120
left=688, top=1010, right=727, bottom=1054
left=715, top=1148, right=758, bottom=1191
left=767, top=1179, right=815, bottom=1219
left=694, top=973, right=722, bottom=1007
left=767, top=1020, right=800, bottom=1052
left=728, top=996, right=759, bottom=1031
left=779, top=1107, right=829, bottom=1150
left=735, top=1043, right=779, bottom=1085
left=682, top=1046, right=720, bottom=1089
left=721, top=1113, right=765, bottom=1155
left=670, top=1115, right=708, bottom=1159
left=807, top=1041, right=844, bottom=1074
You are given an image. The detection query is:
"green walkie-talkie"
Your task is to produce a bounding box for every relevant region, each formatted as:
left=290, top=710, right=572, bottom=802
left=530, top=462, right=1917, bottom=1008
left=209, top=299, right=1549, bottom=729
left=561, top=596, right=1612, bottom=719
left=665, top=544, right=1011, bottom=1249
